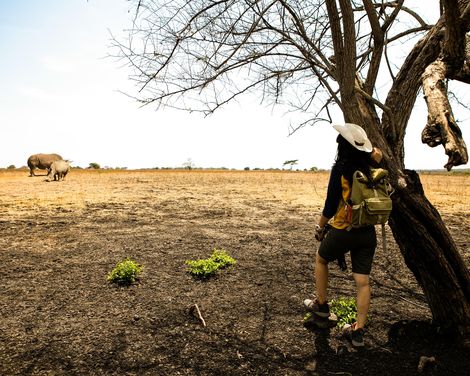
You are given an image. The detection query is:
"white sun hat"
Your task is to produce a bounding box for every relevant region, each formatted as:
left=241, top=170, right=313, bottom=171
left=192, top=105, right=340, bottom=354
left=332, top=123, right=373, bottom=152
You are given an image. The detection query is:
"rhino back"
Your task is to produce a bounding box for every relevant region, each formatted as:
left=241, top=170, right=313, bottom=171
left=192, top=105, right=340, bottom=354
left=27, top=153, right=63, bottom=169
left=51, top=159, right=70, bottom=172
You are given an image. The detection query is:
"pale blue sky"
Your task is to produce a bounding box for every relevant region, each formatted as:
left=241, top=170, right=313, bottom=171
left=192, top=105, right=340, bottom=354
left=0, top=1, right=468, bottom=170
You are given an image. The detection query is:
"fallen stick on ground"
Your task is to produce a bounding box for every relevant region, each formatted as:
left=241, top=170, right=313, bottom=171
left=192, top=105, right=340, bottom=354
left=189, top=304, right=206, bottom=327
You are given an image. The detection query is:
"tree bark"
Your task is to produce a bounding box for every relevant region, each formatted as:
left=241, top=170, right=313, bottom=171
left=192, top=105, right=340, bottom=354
left=382, top=20, right=445, bottom=166
left=352, top=75, right=470, bottom=347
left=388, top=170, right=470, bottom=345
left=422, top=60, right=469, bottom=170
left=347, top=70, right=470, bottom=346
left=351, top=32, right=470, bottom=346
left=365, top=8, right=470, bottom=345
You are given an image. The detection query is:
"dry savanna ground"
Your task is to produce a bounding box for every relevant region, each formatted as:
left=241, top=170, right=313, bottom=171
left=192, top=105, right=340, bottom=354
left=0, top=169, right=469, bottom=375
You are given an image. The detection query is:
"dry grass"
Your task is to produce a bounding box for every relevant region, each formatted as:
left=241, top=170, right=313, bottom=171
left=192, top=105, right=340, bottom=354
left=0, top=169, right=329, bottom=220
left=0, top=169, right=468, bottom=219
left=419, top=172, right=470, bottom=213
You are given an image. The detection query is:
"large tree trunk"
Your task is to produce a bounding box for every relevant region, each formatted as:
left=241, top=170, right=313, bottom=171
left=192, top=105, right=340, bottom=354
left=350, top=68, right=470, bottom=347
left=373, top=7, right=470, bottom=345
left=388, top=170, right=470, bottom=345
left=313, top=0, right=470, bottom=345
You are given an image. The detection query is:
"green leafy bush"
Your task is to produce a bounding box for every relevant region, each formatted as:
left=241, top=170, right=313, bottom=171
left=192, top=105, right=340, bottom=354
left=186, top=249, right=236, bottom=278
left=185, top=258, right=220, bottom=277
left=330, top=297, right=357, bottom=327
left=107, top=258, right=143, bottom=286
left=209, top=249, right=237, bottom=267
left=303, top=297, right=362, bottom=327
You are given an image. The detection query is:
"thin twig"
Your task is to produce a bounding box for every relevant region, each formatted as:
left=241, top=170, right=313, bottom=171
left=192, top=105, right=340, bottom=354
left=189, top=304, right=207, bottom=327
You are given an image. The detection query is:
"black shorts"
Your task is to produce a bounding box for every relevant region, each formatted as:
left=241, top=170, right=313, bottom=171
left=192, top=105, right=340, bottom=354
left=318, top=226, right=377, bottom=275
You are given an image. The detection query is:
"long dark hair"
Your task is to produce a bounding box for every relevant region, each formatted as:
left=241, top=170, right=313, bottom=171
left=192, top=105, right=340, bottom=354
left=334, top=134, right=372, bottom=183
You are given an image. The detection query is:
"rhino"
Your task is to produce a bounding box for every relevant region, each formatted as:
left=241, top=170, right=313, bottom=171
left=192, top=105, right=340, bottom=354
left=27, top=153, right=63, bottom=177
left=46, top=160, right=71, bottom=182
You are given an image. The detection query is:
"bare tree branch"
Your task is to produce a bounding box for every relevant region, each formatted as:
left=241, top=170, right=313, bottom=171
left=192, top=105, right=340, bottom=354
left=386, top=25, right=433, bottom=44
left=442, top=0, right=466, bottom=72
left=116, top=0, right=467, bottom=168
left=461, top=2, right=470, bottom=29
left=354, top=2, right=430, bottom=28
left=445, top=34, right=470, bottom=84
left=363, top=0, right=385, bottom=93
left=422, top=60, right=468, bottom=170
left=338, top=0, right=356, bottom=100
left=382, top=0, right=405, bottom=31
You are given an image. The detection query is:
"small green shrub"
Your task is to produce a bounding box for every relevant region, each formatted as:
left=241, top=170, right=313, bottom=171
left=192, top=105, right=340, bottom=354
left=186, top=249, right=236, bottom=278
left=107, top=258, right=143, bottom=286
left=330, top=297, right=357, bottom=327
left=303, top=297, right=359, bottom=327
left=209, top=249, right=237, bottom=267
left=185, top=258, right=220, bottom=277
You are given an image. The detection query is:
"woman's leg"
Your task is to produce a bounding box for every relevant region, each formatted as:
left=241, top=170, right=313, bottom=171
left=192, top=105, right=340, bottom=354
left=353, top=273, right=370, bottom=328
left=315, top=251, right=329, bottom=304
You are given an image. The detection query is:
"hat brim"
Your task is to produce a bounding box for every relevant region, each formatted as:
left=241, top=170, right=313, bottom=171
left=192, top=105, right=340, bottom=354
left=332, top=123, right=373, bottom=152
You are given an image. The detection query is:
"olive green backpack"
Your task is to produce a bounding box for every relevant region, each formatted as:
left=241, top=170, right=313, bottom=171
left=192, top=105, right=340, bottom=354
left=347, top=168, right=394, bottom=252
left=349, top=168, right=393, bottom=228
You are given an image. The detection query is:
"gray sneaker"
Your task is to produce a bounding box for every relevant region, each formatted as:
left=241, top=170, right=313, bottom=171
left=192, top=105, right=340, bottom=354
left=303, top=298, right=330, bottom=318
left=343, top=323, right=365, bottom=347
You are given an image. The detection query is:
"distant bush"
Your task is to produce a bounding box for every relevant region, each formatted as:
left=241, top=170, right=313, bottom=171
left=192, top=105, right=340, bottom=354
left=7, top=165, right=16, bottom=170
left=186, top=249, right=237, bottom=278
left=449, top=169, right=470, bottom=175
left=283, top=159, right=298, bottom=170
left=107, top=258, right=143, bottom=286
left=182, top=158, right=195, bottom=170
left=88, top=162, right=101, bottom=169
left=244, top=167, right=250, bottom=171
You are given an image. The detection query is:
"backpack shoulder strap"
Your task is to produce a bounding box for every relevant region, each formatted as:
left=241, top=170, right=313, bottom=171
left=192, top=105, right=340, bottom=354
left=370, top=168, right=388, bottom=182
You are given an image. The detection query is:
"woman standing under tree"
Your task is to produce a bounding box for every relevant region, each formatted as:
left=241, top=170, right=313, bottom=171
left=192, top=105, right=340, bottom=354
left=304, top=123, right=383, bottom=347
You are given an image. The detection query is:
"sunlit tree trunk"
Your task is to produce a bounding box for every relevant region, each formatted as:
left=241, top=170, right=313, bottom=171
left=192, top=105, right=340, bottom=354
left=389, top=170, right=470, bottom=342
left=331, top=0, right=470, bottom=345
